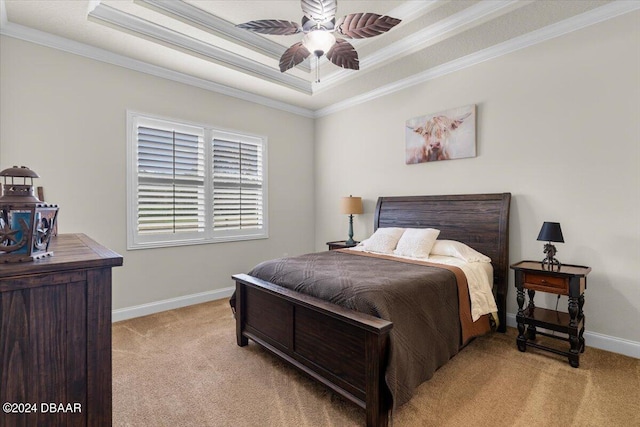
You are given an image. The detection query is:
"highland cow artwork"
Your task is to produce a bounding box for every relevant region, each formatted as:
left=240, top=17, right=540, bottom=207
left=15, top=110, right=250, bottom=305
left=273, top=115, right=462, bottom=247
left=405, top=105, right=476, bottom=164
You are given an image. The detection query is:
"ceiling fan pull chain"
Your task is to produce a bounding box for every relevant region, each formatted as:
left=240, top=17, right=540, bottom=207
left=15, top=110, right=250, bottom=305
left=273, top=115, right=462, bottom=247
left=315, top=55, right=320, bottom=83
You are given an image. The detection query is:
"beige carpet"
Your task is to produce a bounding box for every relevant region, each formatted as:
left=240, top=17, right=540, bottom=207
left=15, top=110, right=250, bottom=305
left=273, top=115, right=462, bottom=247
left=113, top=299, right=639, bottom=426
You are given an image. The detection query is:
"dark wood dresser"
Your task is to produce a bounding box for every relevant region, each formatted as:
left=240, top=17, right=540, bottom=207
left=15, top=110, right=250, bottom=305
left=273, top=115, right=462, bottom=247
left=0, top=234, right=122, bottom=427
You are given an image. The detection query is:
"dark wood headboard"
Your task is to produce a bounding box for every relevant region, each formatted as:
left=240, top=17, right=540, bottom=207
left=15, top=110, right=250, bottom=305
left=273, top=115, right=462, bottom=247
left=374, top=193, right=511, bottom=331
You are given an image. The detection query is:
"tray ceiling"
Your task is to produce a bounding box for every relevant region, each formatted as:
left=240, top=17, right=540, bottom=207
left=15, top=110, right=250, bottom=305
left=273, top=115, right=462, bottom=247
left=1, top=0, right=637, bottom=115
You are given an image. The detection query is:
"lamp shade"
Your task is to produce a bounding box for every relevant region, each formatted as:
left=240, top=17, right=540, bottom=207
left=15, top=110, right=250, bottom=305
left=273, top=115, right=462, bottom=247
left=340, top=196, right=363, bottom=215
left=537, top=222, right=564, bottom=243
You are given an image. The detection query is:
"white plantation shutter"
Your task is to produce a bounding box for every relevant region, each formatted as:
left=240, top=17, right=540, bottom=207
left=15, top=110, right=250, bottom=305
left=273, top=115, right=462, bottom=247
left=137, top=126, right=205, bottom=235
left=127, top=112, right=268, bottom=249
left=212, top=137, right=263, bottom=231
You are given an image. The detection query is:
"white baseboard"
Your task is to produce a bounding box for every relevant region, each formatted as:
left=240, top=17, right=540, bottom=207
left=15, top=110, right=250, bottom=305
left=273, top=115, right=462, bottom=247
left=112, top=287, right=235, bottom=323
left=112, top=295, right=638, bottom=359
left=506, top=313, right=639, bottom=359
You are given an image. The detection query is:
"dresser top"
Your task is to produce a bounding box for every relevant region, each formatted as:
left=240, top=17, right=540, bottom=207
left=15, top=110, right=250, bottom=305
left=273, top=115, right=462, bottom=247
left=0, top=233, right=123, bottom=278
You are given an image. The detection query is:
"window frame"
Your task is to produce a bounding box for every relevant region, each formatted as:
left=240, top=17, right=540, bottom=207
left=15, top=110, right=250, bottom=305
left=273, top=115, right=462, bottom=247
left=126, top=110, right=268, bottom=250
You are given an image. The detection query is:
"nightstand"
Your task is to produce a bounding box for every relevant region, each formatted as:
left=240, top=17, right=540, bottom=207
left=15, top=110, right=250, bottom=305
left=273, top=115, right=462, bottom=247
left=511, top=261, right=591, bottom=367
left=326, top=240, right=359, bottom=250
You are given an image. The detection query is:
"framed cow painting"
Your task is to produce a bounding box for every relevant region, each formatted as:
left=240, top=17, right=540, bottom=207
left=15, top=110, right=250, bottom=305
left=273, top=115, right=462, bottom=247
left=405, top=104, right=476, bottom=164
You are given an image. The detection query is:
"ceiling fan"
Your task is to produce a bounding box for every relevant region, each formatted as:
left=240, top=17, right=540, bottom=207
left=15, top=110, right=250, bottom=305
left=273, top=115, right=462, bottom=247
left=237, top=0, right=401, bottom=82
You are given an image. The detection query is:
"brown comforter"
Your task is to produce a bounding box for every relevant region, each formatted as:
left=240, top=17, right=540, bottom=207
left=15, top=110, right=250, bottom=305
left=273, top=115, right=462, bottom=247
left=244, top=249, right=491, bottom=407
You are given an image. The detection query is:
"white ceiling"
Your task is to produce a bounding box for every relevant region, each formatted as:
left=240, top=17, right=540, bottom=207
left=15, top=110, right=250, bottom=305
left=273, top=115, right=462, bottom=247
left=1, top=0, right=638, bottom=116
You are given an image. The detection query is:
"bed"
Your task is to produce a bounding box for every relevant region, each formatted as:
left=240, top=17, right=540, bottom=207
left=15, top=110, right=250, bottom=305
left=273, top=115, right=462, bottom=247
left=231, top=193, right=511, bottom=427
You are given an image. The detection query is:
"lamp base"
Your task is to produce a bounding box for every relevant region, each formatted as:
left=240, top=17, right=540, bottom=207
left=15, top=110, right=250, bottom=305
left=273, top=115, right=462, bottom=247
left=541, top=256, right=561, bottom=271
left=541, top=243, right=561, bottom=270
left=346, top=214, right=355, bottom=246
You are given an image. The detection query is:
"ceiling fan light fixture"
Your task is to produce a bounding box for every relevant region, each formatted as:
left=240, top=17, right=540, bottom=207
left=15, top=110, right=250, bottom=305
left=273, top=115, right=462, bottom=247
left=302, top=30, right=336, bottom=56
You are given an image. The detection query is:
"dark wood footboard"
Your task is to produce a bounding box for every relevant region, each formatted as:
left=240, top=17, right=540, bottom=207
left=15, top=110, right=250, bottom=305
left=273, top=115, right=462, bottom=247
left=233, top=273, right=393, bottom=427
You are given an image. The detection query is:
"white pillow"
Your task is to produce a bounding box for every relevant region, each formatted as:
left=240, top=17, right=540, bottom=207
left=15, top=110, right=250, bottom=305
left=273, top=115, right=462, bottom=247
left=362, top=227, right=405, bottom=254
left=394, top=228, right=440, bottom=259
left=430, top=240, right=491, bottom=263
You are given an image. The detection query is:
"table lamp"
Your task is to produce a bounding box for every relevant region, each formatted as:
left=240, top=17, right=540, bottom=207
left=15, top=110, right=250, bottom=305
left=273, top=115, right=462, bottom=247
left=340, top=195, right=363, bottom=245
left=537, top=221, right=564, bottom=270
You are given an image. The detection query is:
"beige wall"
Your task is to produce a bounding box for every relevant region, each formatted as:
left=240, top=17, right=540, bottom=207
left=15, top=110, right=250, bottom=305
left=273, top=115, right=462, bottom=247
left=0, top=37, right=316, bottom=310
left=1, top=10, right=638, bottom=348
left=314, top=12, right=640, bottom=343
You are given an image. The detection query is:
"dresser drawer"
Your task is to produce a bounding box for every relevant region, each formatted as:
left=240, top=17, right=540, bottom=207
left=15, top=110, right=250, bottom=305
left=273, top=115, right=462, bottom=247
left=523, top=272, right=569, bottom=294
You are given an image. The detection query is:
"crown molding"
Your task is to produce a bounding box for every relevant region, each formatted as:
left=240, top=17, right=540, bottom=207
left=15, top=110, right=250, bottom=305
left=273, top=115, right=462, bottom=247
left=135, top=0, right=312, bottom=73
left=143, top=0, right=439, bottom=77
left=388, top=0, right=442, bottom=21
left=363, top=0, right=523, bottom=71
left=122, top=0, right=443, bottom=91
left=315, top=1, right=640, bottom=117
left=88, top=2, right=312, bottom=94
left=315, top=0, right=522, bottom=91
left=1, top=0, right=637, bottom=119
left=128, top=0, right=446, bottom=91
left=0, top=20, right=315, bottom=118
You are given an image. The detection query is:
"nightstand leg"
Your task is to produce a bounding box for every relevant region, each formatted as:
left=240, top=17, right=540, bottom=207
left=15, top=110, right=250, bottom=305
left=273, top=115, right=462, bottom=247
left=516, top=287, right=526, bottom=351
left=517, top=288, right=525, bottom=315
left=578, top=294, right=586, bottom=353
left=569, top=341, right=580, bottom=368
left=568, top=295, right=580, bottom=367
left=525, top=289, right=536, bottom=340
left=568, top=296, right=578, bottom=328
left=527, top=289, right=536, bottom=310
left=526, top=325, right=537, bottom=341
left=578, top=294, right=585, bottom=318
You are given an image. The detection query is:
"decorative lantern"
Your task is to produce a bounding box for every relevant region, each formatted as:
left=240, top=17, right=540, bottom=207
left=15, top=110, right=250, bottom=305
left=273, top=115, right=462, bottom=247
left=0, top=166, right=59, bottom=262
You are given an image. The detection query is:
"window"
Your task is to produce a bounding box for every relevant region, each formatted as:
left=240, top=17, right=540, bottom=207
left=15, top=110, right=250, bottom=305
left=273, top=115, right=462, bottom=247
left=127, top=111, right=268, bottom=249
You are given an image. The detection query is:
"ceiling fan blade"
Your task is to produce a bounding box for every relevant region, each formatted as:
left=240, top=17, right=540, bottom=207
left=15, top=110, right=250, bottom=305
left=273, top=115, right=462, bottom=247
left=237, top=20, right=302, bottom=36
left=279, top=42, right=311, bottom=72
left=326, top=39, right=359, bottom=70
left=335, top=13, right=401, bottom=39
left=301, top=0, right=337, bottom=24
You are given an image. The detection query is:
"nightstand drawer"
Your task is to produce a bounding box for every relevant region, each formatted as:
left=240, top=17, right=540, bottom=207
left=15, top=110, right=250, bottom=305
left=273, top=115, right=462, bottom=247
left=523, top=273, right=568, bottom=294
